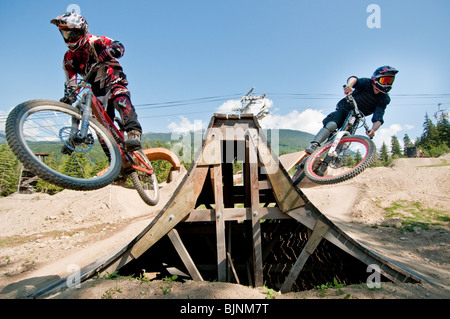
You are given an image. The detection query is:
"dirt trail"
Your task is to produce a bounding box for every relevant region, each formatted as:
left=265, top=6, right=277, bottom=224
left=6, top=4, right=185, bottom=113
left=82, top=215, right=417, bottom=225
left=0, top=155, right=449, bottom=299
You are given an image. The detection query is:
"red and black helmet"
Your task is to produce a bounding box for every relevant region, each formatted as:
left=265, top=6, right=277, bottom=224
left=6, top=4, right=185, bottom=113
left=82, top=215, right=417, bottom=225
left=50, top=12, right=89, bottom=51
left=371, top=66, right=398, bottom=94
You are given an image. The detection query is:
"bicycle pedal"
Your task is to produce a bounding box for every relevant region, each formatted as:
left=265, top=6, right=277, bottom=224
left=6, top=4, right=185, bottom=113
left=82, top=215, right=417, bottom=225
left=315, top=163, right=328, bottom=176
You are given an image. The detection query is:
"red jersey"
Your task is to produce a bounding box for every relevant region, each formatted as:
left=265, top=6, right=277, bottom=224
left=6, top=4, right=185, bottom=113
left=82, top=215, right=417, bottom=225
left=62, top=35, right=129, bottom=105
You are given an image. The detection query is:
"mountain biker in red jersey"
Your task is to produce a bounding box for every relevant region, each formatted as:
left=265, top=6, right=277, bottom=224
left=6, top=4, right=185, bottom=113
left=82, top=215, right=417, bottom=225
left=50, top=11, right=142, bottom=151
left=305, top=66, right=399, bottom=154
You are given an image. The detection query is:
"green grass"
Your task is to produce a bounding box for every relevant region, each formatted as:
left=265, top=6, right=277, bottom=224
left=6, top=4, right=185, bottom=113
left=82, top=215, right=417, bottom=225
left=419, top=159, right=449, bottom=168
left=383, top=200, right=449, bottom=232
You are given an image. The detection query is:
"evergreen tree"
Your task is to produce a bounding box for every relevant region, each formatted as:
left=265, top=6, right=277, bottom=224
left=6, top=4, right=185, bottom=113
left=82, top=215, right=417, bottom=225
left=0, top=143, right=21, bottom=196
left=436, top=117, right=450, bottom=148
left=417, top=112, right=450, bottom=156
left=420, top=113, right=439, bottom=147
left=403, top=134, right=413, bottom=156
left=391, top=135, right=402, bottom=158
left=61, top=153, right=92, bottom=178
left=378, top=141, right=390, bottom=166
left=354, top=150, right=363, bottom=165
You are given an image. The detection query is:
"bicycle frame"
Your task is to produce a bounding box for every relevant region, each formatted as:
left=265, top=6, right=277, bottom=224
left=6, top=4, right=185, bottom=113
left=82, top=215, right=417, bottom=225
left=70, top=65, right=153, bottom=177
left=326, top=95, right=370, bottom=158
left=292, top=91, right=376, bottom=186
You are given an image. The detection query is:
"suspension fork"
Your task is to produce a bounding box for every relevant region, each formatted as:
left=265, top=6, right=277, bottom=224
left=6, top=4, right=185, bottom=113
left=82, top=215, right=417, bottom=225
left=313, top=130, right=350, bottom=176
left=77, top=91, right=93, bottom=139
left=328, top=130, right=351, bottom=158
left=69, top=90, right=93, bottom=141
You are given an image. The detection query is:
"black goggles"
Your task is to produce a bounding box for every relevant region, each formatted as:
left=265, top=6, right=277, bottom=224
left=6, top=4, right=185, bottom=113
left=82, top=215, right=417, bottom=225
left=60, top=29, right=84, bottom=43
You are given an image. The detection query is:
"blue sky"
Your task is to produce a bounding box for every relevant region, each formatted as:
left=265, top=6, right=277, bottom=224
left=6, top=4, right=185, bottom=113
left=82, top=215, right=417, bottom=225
left=1, top=0, right=449, bottom=149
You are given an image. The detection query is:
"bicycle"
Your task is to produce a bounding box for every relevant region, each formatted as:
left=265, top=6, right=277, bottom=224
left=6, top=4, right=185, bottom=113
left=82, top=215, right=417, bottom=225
left=6, top=62, right=159, bottom=206
left=292, top=91, right=377, bottom=185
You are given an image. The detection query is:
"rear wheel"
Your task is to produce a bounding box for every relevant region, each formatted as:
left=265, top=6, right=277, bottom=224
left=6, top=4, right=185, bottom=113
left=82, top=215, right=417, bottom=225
left=130, top=149, right=160, bottom=206
left=304, top=135, right=376, bottom=184
left=6, top=99, right=122, bottom=190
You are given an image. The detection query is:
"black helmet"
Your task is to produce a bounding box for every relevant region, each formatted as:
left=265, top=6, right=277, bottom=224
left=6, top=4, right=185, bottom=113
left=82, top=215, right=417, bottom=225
left=371, top=66, right=398, bottom=93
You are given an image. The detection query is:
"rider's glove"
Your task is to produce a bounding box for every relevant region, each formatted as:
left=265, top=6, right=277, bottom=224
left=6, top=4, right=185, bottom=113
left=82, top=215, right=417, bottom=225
left=98, top=48, right=120, bottom=62
left=60, top=85, right=77, bottom=105
left=98, top=48, right=113, bottom=62
left=60, top=96, right=76, bottom=105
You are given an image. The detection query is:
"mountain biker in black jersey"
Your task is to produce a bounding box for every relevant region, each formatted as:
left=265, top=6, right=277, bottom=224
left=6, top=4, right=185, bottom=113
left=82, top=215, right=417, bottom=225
left=305, top=66, right=398, bottom=154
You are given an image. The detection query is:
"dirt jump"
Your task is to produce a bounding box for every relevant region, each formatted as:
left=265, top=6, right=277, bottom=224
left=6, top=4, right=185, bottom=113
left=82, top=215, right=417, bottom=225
left=0, top=116, right=448, bottom=300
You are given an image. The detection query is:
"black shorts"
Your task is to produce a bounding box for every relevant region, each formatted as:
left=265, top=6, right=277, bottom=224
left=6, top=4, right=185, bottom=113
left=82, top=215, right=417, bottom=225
left=322, top=99, right=353, bottom=128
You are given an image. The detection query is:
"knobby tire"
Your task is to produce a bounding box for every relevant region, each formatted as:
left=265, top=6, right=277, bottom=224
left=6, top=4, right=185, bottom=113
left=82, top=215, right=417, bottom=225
left=130, top=149, right=160, bottom=206
left=6, top=99, right=122, bottom=190
left=304, top=135, right=376, bottom=185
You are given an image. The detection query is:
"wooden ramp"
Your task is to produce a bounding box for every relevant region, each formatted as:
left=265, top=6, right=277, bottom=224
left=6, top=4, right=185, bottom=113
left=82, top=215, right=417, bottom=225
left=30, top=114, right=433, bottom=298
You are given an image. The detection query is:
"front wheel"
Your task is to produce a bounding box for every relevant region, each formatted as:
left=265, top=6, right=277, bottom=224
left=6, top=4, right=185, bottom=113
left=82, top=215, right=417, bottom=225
left=6, top=99, right=122, bottom=190
left=304, top=135, right=376, bottom=184
left=292, top=164, right=306, bottom=187
left=130, top=150, right=160, bottom=206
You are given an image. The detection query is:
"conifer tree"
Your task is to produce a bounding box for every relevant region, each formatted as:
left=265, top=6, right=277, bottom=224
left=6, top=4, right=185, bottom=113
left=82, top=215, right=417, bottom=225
left=0, top=143, right=20, bottom=196
left=391, top=135, right=402, bottom=158
left=403, top=134, right=413, bottom=156
left=379, top=141, right=390, bottom=166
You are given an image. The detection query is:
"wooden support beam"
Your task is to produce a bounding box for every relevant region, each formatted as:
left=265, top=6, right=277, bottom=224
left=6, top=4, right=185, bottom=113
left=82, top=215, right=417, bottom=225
left=249, top=137, right=263, bottom=287
left=248, top=129, right=305, bottom=212
left=280, top=219, right=329, bottom=293
left=185, top=206, right=291, bottom=222
left=211, top=164, right=227, bottom=282
left=227, top=252, right=240, bottom=284
left=130, top=165, right=209, bottom=258
left=167, top=229, right=203, bottom=281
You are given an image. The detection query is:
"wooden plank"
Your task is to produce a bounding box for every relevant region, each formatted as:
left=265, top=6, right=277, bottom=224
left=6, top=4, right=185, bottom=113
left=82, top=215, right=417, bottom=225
left=227, top=252, right=240, bottom=284
left=197, top=128, right=222, bottom=166
left=248, top=129, right=305, bottom=212
left=185, top=206, right=291, bottom=222
left=167, top=229, right=203, bottom=281
left=286, top=207, right=316, bottom=230
left=278, top=151, right=307, bottom=172
left=130, top=165, right=209, bottom=258
left=249, top=137, right=263, bottom=287
left=212, top=164, right=227, bottom=282
left=280, top=219, right=329, bottom=293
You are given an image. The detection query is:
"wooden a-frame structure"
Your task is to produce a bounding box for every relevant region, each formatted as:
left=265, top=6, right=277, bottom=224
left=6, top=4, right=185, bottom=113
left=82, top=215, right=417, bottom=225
left=31, top=113, right=431, bottom=298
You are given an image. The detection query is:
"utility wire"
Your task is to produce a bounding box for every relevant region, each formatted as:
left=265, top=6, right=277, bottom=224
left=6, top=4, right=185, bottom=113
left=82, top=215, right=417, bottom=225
left=0, top=92, right=448, bottom=121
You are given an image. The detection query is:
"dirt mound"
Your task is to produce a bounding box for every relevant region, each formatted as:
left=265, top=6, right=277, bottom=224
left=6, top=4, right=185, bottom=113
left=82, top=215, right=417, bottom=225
left=0, top=156, right=449, bottom=299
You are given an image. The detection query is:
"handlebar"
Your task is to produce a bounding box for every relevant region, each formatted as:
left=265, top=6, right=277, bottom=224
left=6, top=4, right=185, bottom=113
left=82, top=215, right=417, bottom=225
left=68, top=62, right=105, bottom=98
left=343, top=84, right=371, bottom=135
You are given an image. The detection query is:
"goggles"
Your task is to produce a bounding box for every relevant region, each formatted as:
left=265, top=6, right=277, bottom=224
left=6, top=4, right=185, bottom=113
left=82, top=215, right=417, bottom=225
left=377, top=76, right=395, bottom=85
left=60, top=29, right=84, bottom=43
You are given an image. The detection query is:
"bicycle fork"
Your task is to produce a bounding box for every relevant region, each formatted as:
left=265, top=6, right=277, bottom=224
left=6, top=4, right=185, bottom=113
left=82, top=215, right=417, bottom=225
left=328, top=131, right=350, bottom=158
left=72, top=91, right=93, bottom=139
left=62, top=91, right=95, bottom=155
left=313, top=131, right=350, bottom=176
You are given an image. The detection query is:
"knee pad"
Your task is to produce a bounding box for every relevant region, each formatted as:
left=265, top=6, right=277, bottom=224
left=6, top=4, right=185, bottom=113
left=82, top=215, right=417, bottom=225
left=325, top=121, right=338, bottom=132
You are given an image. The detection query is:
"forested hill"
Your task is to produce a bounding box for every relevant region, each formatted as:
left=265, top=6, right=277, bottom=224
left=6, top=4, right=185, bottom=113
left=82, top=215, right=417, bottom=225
left=0, top=128, right=313, bottom=156
left=142, top=129, right=314, bottom=155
